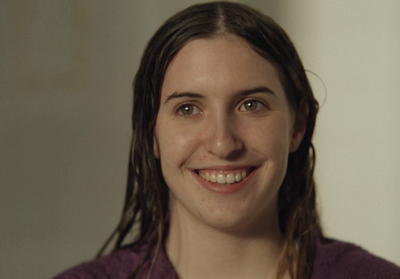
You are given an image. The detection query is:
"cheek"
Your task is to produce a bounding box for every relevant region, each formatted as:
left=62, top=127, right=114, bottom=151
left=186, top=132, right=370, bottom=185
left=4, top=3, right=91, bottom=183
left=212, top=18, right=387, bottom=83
left=246, top=117, right=292, bottom=155
left=156, top=120, right=204, bottom=164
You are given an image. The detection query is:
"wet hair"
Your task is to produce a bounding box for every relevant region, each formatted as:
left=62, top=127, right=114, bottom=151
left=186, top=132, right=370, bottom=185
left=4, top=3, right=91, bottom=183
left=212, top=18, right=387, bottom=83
left=98, top=2, right=322, bottom=279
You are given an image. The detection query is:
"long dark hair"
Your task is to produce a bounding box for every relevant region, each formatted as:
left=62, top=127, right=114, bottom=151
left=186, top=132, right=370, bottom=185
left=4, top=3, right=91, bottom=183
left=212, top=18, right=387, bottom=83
left=98, top=2, right=321, bottom=278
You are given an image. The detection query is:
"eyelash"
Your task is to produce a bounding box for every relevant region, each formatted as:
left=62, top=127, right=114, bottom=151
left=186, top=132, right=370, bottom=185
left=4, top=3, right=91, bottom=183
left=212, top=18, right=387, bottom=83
left=175, top=99, right=268, bottom=116
left=238, top=99, right=268, bottom=112
left=176, top=103, right=201, bottom=116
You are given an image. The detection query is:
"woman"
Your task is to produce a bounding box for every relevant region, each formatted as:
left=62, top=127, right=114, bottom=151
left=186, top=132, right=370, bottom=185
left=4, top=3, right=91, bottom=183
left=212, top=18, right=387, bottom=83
left=56, top=2, right=400, bottom=278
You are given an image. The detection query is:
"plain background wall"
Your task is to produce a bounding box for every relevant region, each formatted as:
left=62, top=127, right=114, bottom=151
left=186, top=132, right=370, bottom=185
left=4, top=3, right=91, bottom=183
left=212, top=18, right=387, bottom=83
left=1, top=1, right=399, bottom=278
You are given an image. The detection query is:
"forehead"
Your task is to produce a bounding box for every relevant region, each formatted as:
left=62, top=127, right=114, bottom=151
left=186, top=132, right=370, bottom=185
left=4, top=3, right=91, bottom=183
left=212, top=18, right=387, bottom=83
left=161, top=35, right=285, bottom=99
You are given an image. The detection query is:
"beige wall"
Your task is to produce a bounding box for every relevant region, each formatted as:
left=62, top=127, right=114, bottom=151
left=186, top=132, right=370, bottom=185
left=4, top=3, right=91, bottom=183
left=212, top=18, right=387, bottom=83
left=1, top=1, right=399, bottom=278
left=283, top=1, right=400, bottom=270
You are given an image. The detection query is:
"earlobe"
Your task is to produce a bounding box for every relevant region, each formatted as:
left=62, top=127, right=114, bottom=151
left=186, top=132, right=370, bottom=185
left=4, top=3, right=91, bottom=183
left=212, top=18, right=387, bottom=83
left=289, top=102, right=308, bottom=153
left=153, top=136, right=160, bottom=159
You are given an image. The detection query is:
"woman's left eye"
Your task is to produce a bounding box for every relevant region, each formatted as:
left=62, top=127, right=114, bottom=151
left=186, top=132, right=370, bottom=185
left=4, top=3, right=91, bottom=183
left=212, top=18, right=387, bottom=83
left=238, top=100, right=265, bottom=112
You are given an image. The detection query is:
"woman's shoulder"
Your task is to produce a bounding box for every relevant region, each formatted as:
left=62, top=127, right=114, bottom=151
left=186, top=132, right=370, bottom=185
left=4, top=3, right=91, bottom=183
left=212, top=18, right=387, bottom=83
left=53, top=246, right=140, bottom=279
left=312, top=235, right=400, bottom=279
left=53, top=244, right=177, bottom=279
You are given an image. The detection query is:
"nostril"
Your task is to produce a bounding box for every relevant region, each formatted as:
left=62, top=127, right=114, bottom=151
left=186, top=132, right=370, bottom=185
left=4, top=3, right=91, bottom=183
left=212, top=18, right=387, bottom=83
left=225, top=149, right=244, bottom=161
left=204, top=127, right=244, bottom=159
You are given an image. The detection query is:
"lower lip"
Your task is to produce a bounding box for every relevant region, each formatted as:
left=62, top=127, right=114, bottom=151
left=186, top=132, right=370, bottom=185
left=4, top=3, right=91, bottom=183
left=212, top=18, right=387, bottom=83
left=193, top=168, right=259, bottom=194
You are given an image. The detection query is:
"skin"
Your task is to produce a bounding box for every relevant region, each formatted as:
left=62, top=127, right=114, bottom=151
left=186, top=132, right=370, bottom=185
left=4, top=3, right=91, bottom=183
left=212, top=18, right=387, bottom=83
left=154, top=35, right=306, bottom=279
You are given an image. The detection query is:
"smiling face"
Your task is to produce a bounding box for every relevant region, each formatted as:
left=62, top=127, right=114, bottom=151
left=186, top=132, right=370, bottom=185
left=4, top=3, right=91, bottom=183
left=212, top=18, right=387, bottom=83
left=154, top=35, right=305, bottom=233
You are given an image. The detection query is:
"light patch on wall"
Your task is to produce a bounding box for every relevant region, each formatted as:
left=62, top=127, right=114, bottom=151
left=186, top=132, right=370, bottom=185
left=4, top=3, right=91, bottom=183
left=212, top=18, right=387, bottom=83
left=8, top=0, right=92, bottom=92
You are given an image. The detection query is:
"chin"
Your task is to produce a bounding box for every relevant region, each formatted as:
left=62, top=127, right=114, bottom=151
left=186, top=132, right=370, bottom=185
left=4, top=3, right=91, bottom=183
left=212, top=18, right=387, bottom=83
left=194, top=197, right=278, bottom=235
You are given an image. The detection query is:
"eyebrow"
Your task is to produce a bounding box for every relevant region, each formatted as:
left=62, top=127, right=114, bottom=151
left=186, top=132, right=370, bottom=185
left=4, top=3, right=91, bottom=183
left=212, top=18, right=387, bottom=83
left=237, top=86, right=275, bottom=97
left=165, top=92, right=204, bottom=103
left=164, top=86, right=275, bottom=103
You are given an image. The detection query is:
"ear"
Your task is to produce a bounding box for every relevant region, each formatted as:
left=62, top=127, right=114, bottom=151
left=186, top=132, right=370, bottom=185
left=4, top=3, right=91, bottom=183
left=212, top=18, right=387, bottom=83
left=289, top=101, right=308, bottom=153
left=153, top=135, right=160, bottom=159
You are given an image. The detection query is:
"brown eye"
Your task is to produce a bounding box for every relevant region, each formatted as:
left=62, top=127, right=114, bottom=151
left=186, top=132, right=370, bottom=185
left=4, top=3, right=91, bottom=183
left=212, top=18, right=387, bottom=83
left=177, top=104, right=200, bottom=116
left=243, top=100, right=257, bottom=111
left=180, top=105, right=193, bottom=115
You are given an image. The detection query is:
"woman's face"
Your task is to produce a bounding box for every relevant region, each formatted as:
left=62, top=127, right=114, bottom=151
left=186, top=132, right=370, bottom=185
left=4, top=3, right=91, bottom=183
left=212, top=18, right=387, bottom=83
left=154, top=35, right=305, bottom=232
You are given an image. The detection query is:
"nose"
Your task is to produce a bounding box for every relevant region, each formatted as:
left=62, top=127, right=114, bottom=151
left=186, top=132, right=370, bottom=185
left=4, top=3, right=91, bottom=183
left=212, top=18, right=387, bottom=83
left=204, top=114, right=244, bottom=160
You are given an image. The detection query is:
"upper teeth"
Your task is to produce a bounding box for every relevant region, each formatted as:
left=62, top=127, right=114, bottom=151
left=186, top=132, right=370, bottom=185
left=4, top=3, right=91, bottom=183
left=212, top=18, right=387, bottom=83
left=199, top=171, right=247, bottom=184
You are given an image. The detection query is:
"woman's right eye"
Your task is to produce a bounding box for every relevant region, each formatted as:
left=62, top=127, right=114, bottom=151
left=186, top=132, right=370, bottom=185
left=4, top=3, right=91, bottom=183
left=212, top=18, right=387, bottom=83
left=177, top=104, right=201, bottom=116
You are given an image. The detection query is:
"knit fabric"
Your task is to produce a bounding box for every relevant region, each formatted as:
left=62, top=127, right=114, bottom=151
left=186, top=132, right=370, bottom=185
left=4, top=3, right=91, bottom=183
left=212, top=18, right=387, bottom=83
left=312, top=236, right=399, bottom=279
left=54, top=243, right=177, bottom=279
left=55, top=236, right=400, bottom=279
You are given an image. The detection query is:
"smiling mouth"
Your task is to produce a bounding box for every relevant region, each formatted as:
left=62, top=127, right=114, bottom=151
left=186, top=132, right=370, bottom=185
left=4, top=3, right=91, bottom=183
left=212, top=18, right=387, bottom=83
left=195, top=167, right=255, bottom=185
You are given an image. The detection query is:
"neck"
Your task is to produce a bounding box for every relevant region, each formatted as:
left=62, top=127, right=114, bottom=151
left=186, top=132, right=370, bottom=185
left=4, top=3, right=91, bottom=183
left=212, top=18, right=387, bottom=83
left=165, top=202, right=287, bottom=279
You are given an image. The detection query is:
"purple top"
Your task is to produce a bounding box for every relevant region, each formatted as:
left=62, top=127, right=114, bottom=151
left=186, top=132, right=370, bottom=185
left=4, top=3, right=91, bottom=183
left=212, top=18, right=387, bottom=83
left=55, top=235, right=400, bottom=279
